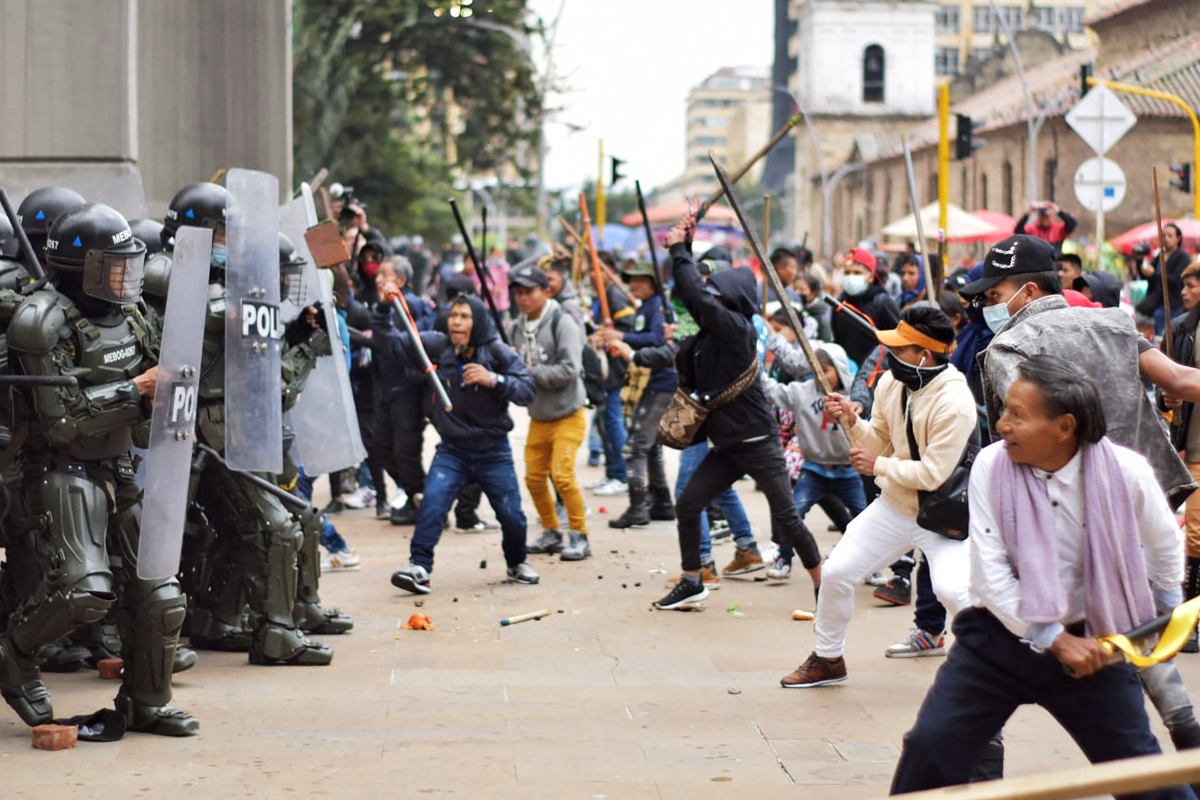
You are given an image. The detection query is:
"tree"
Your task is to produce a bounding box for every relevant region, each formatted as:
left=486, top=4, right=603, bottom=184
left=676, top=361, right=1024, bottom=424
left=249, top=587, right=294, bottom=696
left=292, top=0, right=543, bottom=242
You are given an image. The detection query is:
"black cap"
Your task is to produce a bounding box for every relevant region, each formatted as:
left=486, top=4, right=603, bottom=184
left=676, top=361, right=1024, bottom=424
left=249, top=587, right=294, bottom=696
left=510, top=265, right=549, bottom=289
left=961, top=235, right=1057, bottom=296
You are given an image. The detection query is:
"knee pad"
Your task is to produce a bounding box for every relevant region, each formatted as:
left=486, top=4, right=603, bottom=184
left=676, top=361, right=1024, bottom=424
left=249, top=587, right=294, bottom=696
left=68, top=589, right=115, bottom=627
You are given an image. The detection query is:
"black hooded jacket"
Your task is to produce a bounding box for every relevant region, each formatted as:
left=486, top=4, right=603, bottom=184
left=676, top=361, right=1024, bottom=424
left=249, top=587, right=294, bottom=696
left=833, top=283, right=900, bottom=366
left=1075, top=270, right=1122, bottom=309
left=371, top=295, right=534, bottom=448
left=669, top=243, right=776, bottom=447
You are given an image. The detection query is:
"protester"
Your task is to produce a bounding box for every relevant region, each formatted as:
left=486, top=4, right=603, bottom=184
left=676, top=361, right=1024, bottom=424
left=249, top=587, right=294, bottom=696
left=587, top=259, right=636, bottom=497
left=1014, top=201, right=1076, bottom=252
left=1138, top=222, right=1191, bottom=335
left=889, top=356, right=1191, bottom=799
left=653, top=212, right=822, bottom=611
left=375, top=290, right=540, bottom=594
left=507, top=265, right=592, bottom=561
left=1073, top=269, right=1122, bottom=309
left=765, top=247, right=802, bottom=305
left=781, top=306, right=977, bottom=687
left=898, top=257, right=927, bottom=308
left=795, top=272, right=834, bottom=341
left=832, top=247, right=901, bottom=366
left=1055, top=252, right=1084, bottom=285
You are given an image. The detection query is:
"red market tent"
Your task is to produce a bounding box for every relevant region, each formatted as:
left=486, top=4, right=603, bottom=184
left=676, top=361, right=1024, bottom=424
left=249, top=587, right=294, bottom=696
left=971, top=209, right=1019, bottom=242
left=620, top=201, right=737, bottom=227
left=1109, top=218, right=1200, bottom=256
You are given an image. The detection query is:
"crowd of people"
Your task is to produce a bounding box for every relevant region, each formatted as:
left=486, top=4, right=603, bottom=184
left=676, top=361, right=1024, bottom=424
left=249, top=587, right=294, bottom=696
left=5, top=173, right=1200, bottom=796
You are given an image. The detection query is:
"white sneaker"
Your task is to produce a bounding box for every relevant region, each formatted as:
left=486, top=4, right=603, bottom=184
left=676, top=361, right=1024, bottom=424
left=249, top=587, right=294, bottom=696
left=865, top=570, right=888, bottom=587
left=324, top=549, right=361, bottom=571
left=343, top=486, right=376, bottom=510
left=389, top=491, right=408, bottom=511
left=766, top=557, right=792, bottom=580
left=583, top=477, right=609, bottom=490
left=592, top=479, right=628, bottom=496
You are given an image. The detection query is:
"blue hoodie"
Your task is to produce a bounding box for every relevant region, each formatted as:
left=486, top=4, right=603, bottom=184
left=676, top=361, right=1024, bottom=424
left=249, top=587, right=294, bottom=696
left=371, top=296, right=535, bottom=448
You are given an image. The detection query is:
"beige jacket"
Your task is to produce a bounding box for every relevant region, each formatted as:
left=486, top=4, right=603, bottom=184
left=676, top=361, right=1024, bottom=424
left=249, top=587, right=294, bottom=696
left=850, top=366, right=978, bottom=518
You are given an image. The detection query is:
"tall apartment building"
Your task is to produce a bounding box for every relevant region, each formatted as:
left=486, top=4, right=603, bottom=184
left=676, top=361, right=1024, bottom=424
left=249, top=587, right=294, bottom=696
left=680, top=66, right=772, bottom=198
left=933, top=0, right=1114, bottom=79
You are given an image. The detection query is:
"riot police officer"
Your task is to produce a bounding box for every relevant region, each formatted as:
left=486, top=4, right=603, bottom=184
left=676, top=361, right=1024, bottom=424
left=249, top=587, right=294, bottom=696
left=0, top=203, right=198, bottom=735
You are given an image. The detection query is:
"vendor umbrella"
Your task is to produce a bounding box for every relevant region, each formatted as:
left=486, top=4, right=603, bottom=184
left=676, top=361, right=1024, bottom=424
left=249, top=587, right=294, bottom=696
left=620, top=201, right=737, bottom=227
left=969, top=209, right=1019, bottom=243
left=881, top=202, right=997, bottom=242
left=1109, top=218, right=1200, bottom=256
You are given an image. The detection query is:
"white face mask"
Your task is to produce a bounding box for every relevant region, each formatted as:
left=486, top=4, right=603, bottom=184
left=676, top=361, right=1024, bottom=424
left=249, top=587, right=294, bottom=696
left=843, top=274, right=869, bottom=296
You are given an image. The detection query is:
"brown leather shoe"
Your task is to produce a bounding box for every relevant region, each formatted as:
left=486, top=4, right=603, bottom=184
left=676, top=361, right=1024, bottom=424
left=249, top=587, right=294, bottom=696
left=666, top=563, right=721, bottom=590
left=780, top=652, right=848, bottom=688
left=723, top=548, right=765, bottom=576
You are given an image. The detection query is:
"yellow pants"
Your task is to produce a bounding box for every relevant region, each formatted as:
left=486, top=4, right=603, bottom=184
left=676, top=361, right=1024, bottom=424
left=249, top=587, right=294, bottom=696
left=525, top=408, right=588, bottom=534
left=1187, top=463, right=1200, bottom=558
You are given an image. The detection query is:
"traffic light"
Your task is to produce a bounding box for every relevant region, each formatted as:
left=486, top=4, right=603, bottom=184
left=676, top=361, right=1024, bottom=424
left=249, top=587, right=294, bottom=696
left=1170, top=163, right=1193, bottom=194
left=1080, top=63, right=1093, bottom=97
left=610, top=156, right=626, bottom=187
left=954, top=114, right=985, bottom=160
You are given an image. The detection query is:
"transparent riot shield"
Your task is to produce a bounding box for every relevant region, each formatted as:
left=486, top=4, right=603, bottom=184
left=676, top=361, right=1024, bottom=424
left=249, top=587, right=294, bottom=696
left=137, top=226, right=212, bottom=580
left=224, top=168, right=282, bottom=472
left=279, top=183, right=366, bottom=475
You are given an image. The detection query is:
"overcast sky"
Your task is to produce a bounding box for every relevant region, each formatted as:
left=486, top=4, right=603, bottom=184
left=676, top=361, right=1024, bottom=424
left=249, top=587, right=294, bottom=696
left=527, top=0, right=775, bottom=194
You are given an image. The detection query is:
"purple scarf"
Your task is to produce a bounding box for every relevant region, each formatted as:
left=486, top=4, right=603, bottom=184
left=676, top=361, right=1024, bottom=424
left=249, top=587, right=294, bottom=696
left=991, top=437, right=1155, bottom=637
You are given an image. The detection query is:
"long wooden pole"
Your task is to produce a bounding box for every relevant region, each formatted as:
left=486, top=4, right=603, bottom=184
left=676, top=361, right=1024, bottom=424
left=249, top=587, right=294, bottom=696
left=578, top=193, right=610, bottom=324
left=762, top=194, right=771, bottom=314
left=699, top=115, right=802, bottom=216
left=1153, top=166, right=1173, bottom=356
left=558, top=215, right=633, bottom=304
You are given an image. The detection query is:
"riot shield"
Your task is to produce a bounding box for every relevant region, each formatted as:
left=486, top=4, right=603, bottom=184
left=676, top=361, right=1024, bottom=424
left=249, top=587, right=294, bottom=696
left=137, top=226, right=212, bottom=580
left=280, top=183, right=366, bottom=475
left=224, top=169, right=283, bottom=472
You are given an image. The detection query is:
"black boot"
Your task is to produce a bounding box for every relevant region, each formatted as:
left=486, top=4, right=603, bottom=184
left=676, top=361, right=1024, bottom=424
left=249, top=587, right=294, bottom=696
left=390, top=498, right=421, bottom=526
left=609, top=486, right=650, bottom=529
left=648, top=485, right=675, bottom=521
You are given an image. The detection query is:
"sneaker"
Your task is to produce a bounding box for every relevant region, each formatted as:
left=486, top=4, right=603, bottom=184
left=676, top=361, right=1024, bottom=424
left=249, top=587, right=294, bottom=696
left=324, top=549, right=361, bottom=572
left=592, top=479, right=628, bottom=496
left=391, top=564, right=431, bottom=595
left=1186, top=625, right=1200, bottom=654
left=724, top=548, right=765, bottom=576
left=780, top=652, right=848, bottom=688
left=666, top=563, right=721, bottom=590
left=886, top=627, right=947, bottom=658
left=527, top=529, right=565, bottom=555
left=343, top=486, right=376, bottom=510
left=322, top=499, right=347, bottom=515
left=389, top=492, right=408, bottom=511
left=456, top=519, right=499, bottom=533
left=376, top=502, right=391, bottom=520
left=583, top=477, right=609, bottom=490
left=560, top=531, right=591, bottom=561
left=873, top=576, right=912, bottom=606
left=505, top=562, right=540, bottom=584
left=391, top=499, right=420, bottom=526
left=766, top=557, right=792, bottom=581
left=865, top=570, right=888, bottom=587
left=653, top=579, right=709, bottom=611
left=710, top=519, right=732, bottom=541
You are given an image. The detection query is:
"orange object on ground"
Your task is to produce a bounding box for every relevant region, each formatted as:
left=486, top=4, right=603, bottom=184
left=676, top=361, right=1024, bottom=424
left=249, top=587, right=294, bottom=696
left=31, top=724, right=78, bottom=751
left=402, top=613, right=435, bottom=631
left=97, top=658, right=123, bottom=679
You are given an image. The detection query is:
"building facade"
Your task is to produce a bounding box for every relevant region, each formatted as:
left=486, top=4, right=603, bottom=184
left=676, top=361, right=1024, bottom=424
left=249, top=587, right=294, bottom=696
left=679, top=67, right=771, bottom=200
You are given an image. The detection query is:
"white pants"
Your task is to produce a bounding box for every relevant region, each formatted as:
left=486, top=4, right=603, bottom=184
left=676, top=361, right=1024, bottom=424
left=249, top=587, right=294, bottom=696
left=813, top=497, right=971, bottom=659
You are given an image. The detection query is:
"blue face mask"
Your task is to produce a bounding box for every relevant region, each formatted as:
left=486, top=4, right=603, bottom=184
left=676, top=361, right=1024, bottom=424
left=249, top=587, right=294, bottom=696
left=982, top=289, right=1023, bottom=334
left=843, top=274, right=869, bottom=296
left=210, top=244, right=227, bottom=268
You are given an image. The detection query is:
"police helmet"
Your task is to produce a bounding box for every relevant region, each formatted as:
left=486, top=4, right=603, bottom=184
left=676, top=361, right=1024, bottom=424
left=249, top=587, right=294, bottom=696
left=128, top=218, right=166, bottom=257
left=16, top=187, right=86, bottom=258
left=46, top=203, right=146, bottom=305
left=0, top=211, right=15, bottom=259
left=163, top=183, right=227, bottom=251
left=279, top=232, right=308, bottom=305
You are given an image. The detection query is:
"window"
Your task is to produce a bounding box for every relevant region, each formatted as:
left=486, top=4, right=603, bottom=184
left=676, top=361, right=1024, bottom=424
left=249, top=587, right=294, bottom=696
left=936, top=5, right=960, bottom=33
left=692, top=135, right=726, bottom=147
left=883, top=176, right=893, bottom=227
left=974, top=5, right=1022, bottom=33
left=1044, top=158, right=1058, bottom=203
left=695, top=116, right=732, bottom=129
left=961, top=166, right=969, bottom=208
left=863, top=45, right=885, bottom=103
left=1002, top=161, right=1014, bottom=216
left=928, top=174, right=938, bottom=206
left=970, top=47, right=993, bottom=64
left=1063, top=7, right=1084, bottom=33
left=1035, top=6, right=1086, bottom=35
left=981, top=173, right=989, bottom=209
left=935, top=47, right=960, bottom=76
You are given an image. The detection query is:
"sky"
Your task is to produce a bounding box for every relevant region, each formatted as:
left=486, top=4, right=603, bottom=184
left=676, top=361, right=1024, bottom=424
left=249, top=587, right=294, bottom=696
left=527, top=0, right=775, bottom=195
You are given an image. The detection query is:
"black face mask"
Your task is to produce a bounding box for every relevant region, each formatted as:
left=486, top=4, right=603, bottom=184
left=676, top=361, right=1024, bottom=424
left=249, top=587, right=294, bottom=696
left=885, top=350, right=948, bottom=392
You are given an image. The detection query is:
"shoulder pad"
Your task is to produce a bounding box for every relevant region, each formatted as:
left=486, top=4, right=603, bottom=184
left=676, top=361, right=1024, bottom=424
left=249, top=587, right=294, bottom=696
left=7, top=291, right=68, bottom=354
left=0, top=259, right=31, bottom=293
left=143, top=252, right=173, bottom=300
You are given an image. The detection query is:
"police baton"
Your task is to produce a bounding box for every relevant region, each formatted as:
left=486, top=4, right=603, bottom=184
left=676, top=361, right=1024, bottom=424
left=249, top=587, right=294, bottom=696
left=390, top=295, right=453, bottom=413
left=0, top=375, right=78, bottom=387
left=194, top=443, right=312, bottom=514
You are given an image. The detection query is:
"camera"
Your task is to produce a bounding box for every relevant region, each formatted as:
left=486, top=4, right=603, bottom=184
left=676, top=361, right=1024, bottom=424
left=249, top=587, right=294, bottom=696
left=1133, top=243, right=1151, bottom=257
left=330, top=183, right=364, bottom=223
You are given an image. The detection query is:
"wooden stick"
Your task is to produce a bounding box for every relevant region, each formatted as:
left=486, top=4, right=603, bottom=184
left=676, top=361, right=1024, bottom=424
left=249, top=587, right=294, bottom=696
left=903, top=136, right=938, bottom=303
left=762, top=194, right=771, bottom=314
left=1154, top=166, right=1173, bottom=356
left=558, top=215, right=634, bottom=302
left=891, top=749, right=1200, bottom=800
left=578, top=194, right=611, bottom=324
left=500, top=609, right=550, bottom=626
left=701, top=115, right=801, bottom=213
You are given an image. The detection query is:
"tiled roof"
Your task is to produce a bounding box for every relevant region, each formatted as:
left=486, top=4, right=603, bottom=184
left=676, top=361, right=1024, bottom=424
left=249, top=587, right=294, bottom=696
left=1084, top=0, right=1154, bottom=27
left=862, top=30, right=1200, bottom=163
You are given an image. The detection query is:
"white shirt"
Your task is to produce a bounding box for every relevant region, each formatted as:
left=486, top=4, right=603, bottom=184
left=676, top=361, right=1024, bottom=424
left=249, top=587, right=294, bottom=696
left=969, top=440, right=1184, bottom=650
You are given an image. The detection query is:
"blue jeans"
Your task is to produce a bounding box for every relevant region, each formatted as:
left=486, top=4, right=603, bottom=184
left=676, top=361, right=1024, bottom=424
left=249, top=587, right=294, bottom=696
left=588, top=412, right=603, bottom=459
left=676, top=441, right=755, bottom=564
left=410, top=440, right=527, bottom=571
left=599, top=387, right=628, bottom=482
left=778, top=464, right=866, bottom=563
left=296, top=467, right=350, bottom=553
left=915, top=555, right=948, bottom=635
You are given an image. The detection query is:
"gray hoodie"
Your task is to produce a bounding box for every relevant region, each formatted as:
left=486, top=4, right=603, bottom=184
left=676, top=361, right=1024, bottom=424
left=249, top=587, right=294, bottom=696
left=761, top=342, right=855, bottom=467
left=508, top=298, right=586, bottom=421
